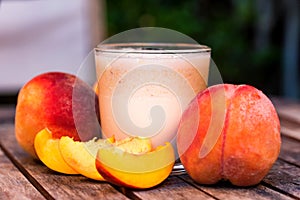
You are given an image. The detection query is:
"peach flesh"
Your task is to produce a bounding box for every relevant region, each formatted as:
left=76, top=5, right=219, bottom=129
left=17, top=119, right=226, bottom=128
left=34, top=128, right=78, bottom=174
left=95, top=142, right=175, bottom=189
left=177, top=84, right=281, bottom=186
left=15, top=72, right=100, bottom=158
left=59, top=136, right=111, bottom=180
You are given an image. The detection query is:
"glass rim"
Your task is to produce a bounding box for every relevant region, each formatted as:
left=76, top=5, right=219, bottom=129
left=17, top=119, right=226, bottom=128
left=95, top=43, right=211, bottom=54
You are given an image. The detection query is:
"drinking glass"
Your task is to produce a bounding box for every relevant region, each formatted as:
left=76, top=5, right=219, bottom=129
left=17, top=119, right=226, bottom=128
left=94, top=42, right=211, bottom=164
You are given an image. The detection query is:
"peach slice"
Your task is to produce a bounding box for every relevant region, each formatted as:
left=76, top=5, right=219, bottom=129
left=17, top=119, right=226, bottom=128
left=58, top=136, right=114, bottom=181
left=34, top=128, right=78, bottom=174
left=96, top=142, right=175, bottom=189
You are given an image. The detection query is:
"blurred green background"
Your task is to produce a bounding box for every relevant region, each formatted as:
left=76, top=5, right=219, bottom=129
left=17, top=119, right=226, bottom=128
left=105, top=0, right=299, bottom=99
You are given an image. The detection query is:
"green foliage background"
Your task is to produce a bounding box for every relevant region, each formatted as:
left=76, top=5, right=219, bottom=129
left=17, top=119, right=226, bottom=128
left=106, top=0, right=282, bottom=96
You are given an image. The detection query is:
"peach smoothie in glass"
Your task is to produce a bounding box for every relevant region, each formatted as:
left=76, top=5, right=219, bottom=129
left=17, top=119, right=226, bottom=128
left=94, top=43, right=211, bottom=148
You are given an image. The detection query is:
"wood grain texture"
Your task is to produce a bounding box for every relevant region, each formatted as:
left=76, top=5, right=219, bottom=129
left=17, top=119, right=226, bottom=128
left=280, top=118, right=300, bottom=141
left=276, top=102, right=300, bottom=124
left=263, top=159, right=300, bottom=199
left=273, top=98, right=300, bottom=140
left=132, top=176, right=215, bottom=200
left=0, top=105, right=15, bottom=124
left=279, top=136, right=300, bottom=167
left=0, top=148, right=44, bottom=200
left=0, top=124, right=129, bottom=200
left=180, top=175, right=294, bottom=200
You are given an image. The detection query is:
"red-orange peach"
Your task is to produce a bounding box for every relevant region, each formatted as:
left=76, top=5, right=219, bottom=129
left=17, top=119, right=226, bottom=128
left=177, top=84, right=281, bottom=186
left=15, top=72, right=100, bottom=158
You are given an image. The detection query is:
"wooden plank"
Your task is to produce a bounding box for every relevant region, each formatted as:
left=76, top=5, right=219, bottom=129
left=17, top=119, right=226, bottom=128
left=278, top=108, right=300, bottom=125
left=280, top=118, right=300, bottom=141
left=0, top=124, right=129, bottom=200
left=273, top=99, right=300, bottom=124
left=0, top=105, right=15, bottom=123
left=263, top=159, right=300, bottom=199
left=132, top=176, right=215, bottom=200
left=279, top=136, right=300, bottom=167
left=0, top=147, right=44, bottom=200
left=180, top=174, right=294, bottom=200
left=280, top=126, right=300, bottom=141
left=272, top=98, right=300, bottom=140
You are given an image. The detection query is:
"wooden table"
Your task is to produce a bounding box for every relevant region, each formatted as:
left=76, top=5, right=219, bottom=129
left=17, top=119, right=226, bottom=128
left=0, top=99, right=299, bottom=200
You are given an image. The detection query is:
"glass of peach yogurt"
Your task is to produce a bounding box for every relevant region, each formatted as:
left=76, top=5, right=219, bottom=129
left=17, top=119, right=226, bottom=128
left=94, top=42, right=211, bottom=149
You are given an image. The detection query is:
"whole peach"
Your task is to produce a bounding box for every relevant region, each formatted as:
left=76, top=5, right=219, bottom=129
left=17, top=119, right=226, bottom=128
left=15, top=72, right=100, bottom=158
left=177, top=84, right=281, bottom=186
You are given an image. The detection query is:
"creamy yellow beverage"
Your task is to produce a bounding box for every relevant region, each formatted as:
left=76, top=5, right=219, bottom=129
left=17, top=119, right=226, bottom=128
left=95, top=43, right=210, bottom=148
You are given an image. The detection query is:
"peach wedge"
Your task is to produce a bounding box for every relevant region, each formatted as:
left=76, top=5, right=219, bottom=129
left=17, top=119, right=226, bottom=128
left=58, top=136, right=113, bottom=181
left=96, top=142, right=175, bottom=189
left=34, top=128, right=78, bottom=174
